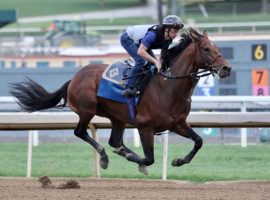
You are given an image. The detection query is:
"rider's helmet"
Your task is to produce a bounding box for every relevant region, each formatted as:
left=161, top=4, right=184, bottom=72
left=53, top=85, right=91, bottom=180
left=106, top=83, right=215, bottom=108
left=162, top=15, right=184, bottom=29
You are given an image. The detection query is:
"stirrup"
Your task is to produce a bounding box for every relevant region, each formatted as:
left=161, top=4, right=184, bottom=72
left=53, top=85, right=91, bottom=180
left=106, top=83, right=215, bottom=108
left=123, top=88, right=140, bottom=97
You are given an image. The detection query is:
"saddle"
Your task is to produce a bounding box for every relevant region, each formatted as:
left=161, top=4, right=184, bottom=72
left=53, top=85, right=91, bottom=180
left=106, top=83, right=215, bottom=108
left=97, top=59, right=155, bottom=122
left=97, top=59, right=155, bottom=103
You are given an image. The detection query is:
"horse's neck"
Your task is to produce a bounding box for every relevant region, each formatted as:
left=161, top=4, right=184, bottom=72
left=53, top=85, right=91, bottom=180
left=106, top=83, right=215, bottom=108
left=170, top=43, right=197, bottom=76
left=156, top=44, right=198, bottom=109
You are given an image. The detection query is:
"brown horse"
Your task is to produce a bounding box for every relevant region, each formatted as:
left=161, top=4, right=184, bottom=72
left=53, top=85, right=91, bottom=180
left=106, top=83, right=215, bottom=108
left=10, top=28, right=231, bottom=175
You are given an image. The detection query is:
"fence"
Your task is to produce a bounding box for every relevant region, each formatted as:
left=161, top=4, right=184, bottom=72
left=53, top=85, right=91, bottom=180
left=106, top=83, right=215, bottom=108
left=1, top=96, right=270, bottom=180
left=1, top=111, right=270, bottom=180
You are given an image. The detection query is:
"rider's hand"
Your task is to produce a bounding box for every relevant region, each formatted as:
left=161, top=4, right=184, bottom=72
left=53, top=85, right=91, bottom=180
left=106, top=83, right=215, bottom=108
left=155, top=60, right=161, bottom=73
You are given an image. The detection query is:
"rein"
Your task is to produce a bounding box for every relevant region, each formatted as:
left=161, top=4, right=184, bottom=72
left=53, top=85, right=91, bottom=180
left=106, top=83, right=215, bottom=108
left=123, top=64, right=216, bottom=81
left=160, top=67, right=215, bottom=80
left=122, top=68, right=154, bottom=80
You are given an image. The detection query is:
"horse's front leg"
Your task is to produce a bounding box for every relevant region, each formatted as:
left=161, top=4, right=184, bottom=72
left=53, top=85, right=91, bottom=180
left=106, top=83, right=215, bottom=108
left=136, top=128, right=155, bottom=175
left=171, top=123, right=203, bottom=167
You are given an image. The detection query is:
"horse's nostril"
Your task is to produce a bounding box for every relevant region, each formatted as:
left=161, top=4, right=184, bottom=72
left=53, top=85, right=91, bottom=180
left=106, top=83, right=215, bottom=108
left=223, top=66, right=231, bottom=72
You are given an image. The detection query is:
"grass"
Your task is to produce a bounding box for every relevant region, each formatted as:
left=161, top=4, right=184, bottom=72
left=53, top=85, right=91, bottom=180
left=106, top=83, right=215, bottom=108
left=0, top=142, right=269, bottom=182
left=2, top=0, right=270, bottom=37
left=167, top=144, right=270, bottom=181
left=1, top=0, right=270, bottom=26
left=0, top=0, right=144, bottom=17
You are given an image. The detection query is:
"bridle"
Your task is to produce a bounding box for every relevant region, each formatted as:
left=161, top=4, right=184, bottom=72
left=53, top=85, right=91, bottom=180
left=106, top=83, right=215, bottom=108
left=160, top=38, right=223, bottom=80
left=159, top=38, right=224, bottom=103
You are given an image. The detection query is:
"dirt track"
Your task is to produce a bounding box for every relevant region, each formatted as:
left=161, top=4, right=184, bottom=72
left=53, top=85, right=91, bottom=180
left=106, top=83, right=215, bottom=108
left=0, top=178, right=269, bottom=200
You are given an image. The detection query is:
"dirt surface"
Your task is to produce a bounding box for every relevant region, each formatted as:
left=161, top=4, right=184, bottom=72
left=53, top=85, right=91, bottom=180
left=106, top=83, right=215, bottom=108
left=0, top=177, right=269, bottom=200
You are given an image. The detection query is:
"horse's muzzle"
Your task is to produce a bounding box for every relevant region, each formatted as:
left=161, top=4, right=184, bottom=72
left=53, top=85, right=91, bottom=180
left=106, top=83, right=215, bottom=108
left=217, top=65, right=231, bottom=78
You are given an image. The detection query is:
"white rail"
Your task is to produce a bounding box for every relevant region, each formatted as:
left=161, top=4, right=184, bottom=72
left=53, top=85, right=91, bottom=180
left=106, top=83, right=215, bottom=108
left=2, top=95, right=270, bottom=102
left=1, top=112, right=270, bottom=129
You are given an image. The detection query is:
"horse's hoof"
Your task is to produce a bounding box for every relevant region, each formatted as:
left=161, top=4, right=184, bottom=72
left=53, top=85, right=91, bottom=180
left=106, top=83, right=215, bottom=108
left=100, top=158, right=109, bottom=169
left=171, top=158, right=185, bottom=167
left=138, top=165, right=148, bottom=175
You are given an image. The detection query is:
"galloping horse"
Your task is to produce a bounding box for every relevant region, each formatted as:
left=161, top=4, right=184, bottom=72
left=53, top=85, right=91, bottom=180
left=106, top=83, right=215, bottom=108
left=10, top=28, right=231, bottom=174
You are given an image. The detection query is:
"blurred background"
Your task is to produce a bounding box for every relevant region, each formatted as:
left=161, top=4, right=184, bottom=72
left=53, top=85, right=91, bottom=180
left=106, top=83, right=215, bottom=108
left=0, top=0, right=270, bottom=179
left=0, top=0, right=270, bottom=93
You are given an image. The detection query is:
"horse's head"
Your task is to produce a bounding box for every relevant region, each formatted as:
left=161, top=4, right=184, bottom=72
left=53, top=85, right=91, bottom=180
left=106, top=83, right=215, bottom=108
left=190, top=29, right=231, bottom=78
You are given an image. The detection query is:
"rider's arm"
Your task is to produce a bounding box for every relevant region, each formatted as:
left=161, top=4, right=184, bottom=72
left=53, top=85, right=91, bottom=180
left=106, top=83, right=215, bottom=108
left=138, top=44, right=160, bottom=69
left=138, top=32, right=161, bottom=72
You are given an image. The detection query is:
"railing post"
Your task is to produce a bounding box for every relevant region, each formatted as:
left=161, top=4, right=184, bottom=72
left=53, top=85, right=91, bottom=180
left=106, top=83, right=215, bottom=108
left=33, top=130, right=39, bottom=146
left=220, top=128, right=225, bottom=144
left=89, top=124, right=100, bottom=178
left=27, top=130, right=33, bottom=178
left=241, top=102, right=247, bottom=147
left=162, top=132, right=169, bottom=180
left=133, top=128, right=141, bottom=147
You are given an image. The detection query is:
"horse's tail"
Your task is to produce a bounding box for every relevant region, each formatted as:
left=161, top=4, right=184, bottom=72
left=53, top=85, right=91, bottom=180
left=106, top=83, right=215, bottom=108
left=9, top=78, right=71, bottom=112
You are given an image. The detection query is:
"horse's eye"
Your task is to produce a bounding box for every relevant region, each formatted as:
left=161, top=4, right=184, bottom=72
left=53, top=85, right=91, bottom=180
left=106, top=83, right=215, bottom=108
left=203, top=47, right=210, bottom=52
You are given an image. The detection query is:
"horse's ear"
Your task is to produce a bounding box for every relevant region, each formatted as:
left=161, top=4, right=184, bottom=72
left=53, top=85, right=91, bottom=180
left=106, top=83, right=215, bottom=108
left=190, top=31, right=198, bottom=41
left=203, top=30, right=208, bottom=37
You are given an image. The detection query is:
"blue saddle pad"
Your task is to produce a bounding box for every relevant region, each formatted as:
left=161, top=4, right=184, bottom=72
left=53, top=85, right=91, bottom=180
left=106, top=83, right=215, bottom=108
left=97, top=61, right=134, bottom=104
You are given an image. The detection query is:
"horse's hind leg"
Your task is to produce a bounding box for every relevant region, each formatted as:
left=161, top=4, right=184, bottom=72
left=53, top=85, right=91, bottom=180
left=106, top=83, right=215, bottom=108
left=171, top=124, right=203, bottom=167
left=110, top=122, right=154, bottom=175
left=74, top=113, right=109, bottom=169
left=108, top=119, right=142, bottom=164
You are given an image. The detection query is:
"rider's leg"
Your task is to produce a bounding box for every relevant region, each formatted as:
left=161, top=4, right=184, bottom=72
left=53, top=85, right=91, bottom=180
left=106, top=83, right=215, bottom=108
left=125, top=57, right=145, bottom=93
left=120, top=31, right=146, bottom=95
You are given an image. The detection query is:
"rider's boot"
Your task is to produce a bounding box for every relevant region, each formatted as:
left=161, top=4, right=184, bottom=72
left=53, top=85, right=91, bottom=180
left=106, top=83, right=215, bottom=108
left=123, top=86, right=139, bottom=96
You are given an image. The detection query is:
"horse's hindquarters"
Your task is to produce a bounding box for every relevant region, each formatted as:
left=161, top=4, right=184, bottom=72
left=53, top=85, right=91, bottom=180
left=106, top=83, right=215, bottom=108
left=97, top=97, right=132, bottom=124
left=67, top=64, right=107, bottom=114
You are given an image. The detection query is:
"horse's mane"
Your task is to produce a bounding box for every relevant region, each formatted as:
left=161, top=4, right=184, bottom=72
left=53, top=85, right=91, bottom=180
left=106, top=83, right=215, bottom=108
left=161, top=27, right=204, bottom=69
